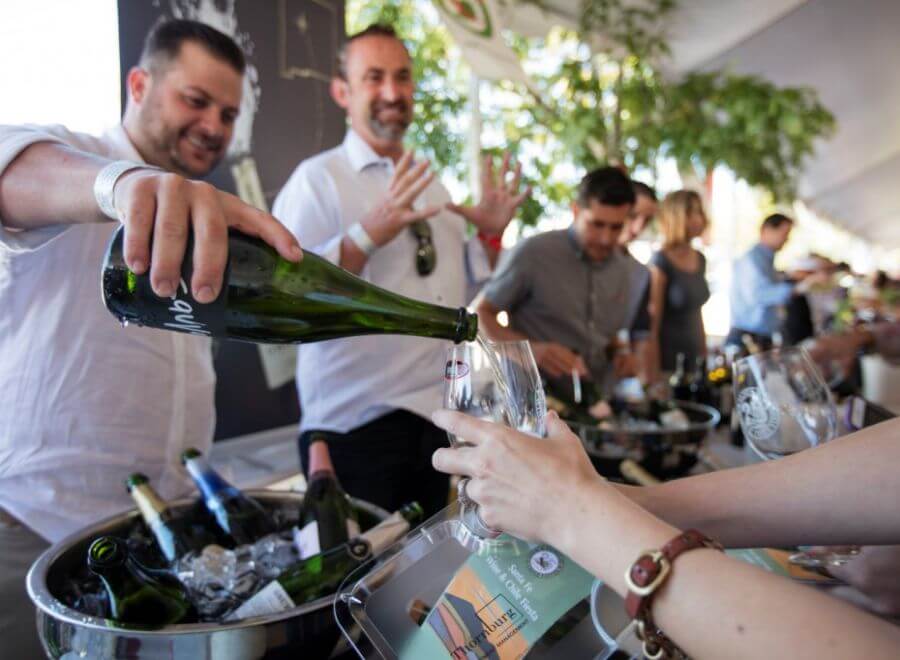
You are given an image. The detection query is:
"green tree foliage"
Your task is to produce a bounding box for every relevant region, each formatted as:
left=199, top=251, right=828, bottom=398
left=347, top=0, right=835, bottom=225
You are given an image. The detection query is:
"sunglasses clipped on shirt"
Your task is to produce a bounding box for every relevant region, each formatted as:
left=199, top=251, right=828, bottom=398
left=410, top=220, right=436, bottom=276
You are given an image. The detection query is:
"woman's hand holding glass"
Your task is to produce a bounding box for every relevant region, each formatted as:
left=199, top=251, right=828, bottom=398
left=442, top=340, right=546, bottom=541
left=431, top=409, right=601, bottom=544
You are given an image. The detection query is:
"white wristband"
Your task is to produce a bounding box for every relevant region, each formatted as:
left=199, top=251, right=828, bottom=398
left=93, top=160, right=155, bottom=221
left=346, top=222, right=377, bottom=255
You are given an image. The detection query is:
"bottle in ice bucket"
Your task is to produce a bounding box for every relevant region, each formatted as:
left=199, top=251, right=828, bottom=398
left=689, top=355, right=713, bottom=406
left=180, top=448, right=276, bottom=546
left=296, top=436, right=359, bottom=559
left=101, top=226, right=478, bottom=345
left=279, top=501, right=423, bottom=603
left=669, top=352, right=692, bottom=401
left=126, top=472, right=218, bottom=564
left=232, top=502, right=424, bottom=618
left=87, top=536, right=197, bottom=626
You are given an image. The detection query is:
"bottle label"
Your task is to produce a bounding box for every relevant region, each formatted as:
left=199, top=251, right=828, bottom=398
left=226, top=580, right=295, bottom=621
left=294, top=521, right=321, bottom=559
left=444, top=359, right=469, bottom=380
left=400, top=539, right=593, bottom=659
left=128, top=231, right=228, bottom=337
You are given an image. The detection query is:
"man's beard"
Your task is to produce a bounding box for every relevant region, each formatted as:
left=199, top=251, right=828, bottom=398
left=167, top=128, right=224, bottom=178
left=368, top=100, right=411, bottom=141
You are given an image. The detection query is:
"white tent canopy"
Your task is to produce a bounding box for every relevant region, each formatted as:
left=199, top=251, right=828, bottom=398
left=498, top=0, right=900, bottom=248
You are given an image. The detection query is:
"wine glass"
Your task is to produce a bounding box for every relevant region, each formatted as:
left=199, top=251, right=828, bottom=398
left=443, top=339, right=546, bottom=544
left=732, top=346, right=855, bottom=567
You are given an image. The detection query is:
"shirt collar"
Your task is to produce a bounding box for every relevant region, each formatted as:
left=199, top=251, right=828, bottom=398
left=103, top=125, right=146, bottom=164
left=566, top=225, right=587, bottom=260
left=566, top=225, right=618, bottom=268
left=343, top=128, right=392, bottom=172
left=754, top=242, right=776, bottom=260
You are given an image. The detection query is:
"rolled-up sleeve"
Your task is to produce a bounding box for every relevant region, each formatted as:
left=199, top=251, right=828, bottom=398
left=0, top=125, right=77, bottom=251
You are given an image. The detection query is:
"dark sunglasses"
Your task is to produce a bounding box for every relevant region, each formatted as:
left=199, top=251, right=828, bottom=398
left=410, top=220, right=436, bottom=276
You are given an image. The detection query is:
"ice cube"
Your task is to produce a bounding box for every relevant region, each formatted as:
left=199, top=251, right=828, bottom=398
left=251, top=533, right=299, bottom=579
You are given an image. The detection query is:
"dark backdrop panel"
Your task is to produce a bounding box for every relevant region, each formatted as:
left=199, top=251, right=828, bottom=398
left=117, top=1, right=346, bottom=440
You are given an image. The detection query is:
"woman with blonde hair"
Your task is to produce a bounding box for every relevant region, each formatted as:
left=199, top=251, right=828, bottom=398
left=649, top=190, right=710, bottom=372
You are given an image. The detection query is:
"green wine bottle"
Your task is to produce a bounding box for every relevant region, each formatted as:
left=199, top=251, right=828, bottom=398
left=126, top=473, right=217, bottom=564
left=279, top=501, right=422, bottom=604
left=296, top=436, right=359, bottom=559
left=101, top=226, right=478, bottom=345
left=180, top=448, right=276, bottom=546
left=87, top=536, right=197, bottom=626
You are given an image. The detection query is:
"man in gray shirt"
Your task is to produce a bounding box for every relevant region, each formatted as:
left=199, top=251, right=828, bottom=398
left=476, top=167, right=647, bottom=400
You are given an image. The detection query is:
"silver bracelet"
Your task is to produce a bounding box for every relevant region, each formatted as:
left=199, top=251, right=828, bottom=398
left=346, top=221, right=377, bottom=255
left=93, top=160, right=155, bottom=221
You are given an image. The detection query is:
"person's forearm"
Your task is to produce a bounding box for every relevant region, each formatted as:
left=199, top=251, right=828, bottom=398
left=626, top=418, right=900, bottom=547
left=748, top=277, right=794, bottom=306
left=478, top=237, right=501, bottom=269
left=562, top=478, right=900, bottom=658
left=338, top=235, right=368, bottom=274
left=0, top=142, right=111, bottom=228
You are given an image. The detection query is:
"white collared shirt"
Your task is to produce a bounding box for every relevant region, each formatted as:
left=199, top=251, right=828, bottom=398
left=273, top=129, right=490, bottom=433
left=0, top=124, right=215, bottom=542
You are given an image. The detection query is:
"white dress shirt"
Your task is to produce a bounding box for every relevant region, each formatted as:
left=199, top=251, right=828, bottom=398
left=273, top=129, right=490, bottom=433
left=0, top=124, right=215, bottom=542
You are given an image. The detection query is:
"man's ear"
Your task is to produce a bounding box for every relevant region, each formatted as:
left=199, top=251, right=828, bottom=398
left=126, top=66, right=150, bottom=104
left=330, top=77, right=350, bottom=110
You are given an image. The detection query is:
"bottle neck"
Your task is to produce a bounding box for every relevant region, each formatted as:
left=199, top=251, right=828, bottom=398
left=360, top=509, right=416, bottom=554
left=455, top=309, right=479, bottom=344
left=184, top=456, right=239, bottom=504
left=130, top=483, right=170, bottom=529
left=307, top=440, right=336, bottom=479
left=92, top=557, right=145, bottom=602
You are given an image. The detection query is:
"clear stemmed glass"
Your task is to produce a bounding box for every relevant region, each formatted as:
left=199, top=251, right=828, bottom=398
left=443, top=339, right=546, bottom=544
left=733, top=346, right=855, bottom=568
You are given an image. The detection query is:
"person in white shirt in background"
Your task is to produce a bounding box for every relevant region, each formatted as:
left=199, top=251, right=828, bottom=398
left=273, top=24, right=530, bottom=518
left=0, top=20, right=300, bottom=656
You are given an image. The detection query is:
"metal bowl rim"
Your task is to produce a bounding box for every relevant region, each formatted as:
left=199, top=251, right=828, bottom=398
left=564, top=399, right=721, bottom=437
left=26, top=490, right=388, bottom=635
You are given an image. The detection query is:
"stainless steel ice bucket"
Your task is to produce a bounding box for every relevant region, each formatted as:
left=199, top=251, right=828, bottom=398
left=27, top=490, right=388, bottom=659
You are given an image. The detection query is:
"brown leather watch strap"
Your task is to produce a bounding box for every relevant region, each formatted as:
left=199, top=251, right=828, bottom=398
left=625, top=529, right=722, bottom=619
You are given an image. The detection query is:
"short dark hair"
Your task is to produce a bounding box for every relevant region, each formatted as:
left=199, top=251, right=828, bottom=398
left=140, top=19, right=245, bottom=75
left=761, top=213, right=794, bottom=231
left=576, top=167, right=636, bottom=208
left=335, top=24, right=407, bottom=79
left=631, top=180, right=657, bottom=201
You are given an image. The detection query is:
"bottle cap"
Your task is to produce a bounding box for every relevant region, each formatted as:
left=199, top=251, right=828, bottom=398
left=180, top=447, right=202, bottom=464
left=125, top=473, right=149, bottom=491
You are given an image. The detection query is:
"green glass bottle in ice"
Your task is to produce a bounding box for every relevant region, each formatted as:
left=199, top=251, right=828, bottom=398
left=296, top=436, right=359, bottom=559
left=278, top=502, right=423, bottom=604
left=101, top=226, right=478, bottom=344
left=87, top=536, right=197, bottom=626
left=126, top=472, right=217, bottom=564
left=180, top=448, right=276, bottom=546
